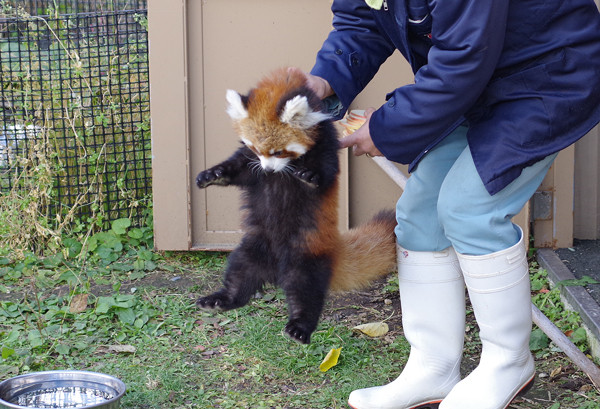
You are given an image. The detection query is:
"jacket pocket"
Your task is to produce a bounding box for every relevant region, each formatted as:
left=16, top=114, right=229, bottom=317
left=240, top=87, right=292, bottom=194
left=406, top=0, right=432, bottom=38
left=466, top=52, right=566, bottom=148
left=406, top=0, right=430, bottom=23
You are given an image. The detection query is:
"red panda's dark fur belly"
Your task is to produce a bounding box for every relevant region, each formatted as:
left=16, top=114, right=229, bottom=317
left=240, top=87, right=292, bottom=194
left=239, top=121, right=342, bottom=286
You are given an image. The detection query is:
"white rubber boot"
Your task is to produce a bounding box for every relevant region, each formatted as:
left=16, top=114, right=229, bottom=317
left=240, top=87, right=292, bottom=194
left=348, top=246, right=465, bottom=409
left=440, top=228, right=535, bottom=409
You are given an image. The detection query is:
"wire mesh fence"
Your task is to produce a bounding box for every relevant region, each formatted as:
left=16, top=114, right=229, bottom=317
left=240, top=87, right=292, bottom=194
left=17, top=0, right=147, bottom=15
left=0, top=0, right=150, bottom=229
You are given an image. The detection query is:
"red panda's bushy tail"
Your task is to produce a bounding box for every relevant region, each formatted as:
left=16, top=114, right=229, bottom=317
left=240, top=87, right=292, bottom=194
left=329, top=209, right=397, bottom=291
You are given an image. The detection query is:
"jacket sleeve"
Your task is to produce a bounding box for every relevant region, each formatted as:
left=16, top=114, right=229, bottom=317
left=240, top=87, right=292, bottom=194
left=310, top=0, right=396, bottom=119
left=370, top=0, right=510, bottom=167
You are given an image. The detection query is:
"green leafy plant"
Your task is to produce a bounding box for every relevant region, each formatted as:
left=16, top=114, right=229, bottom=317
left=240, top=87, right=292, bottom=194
left=557, top=276, right=600, bottom=287
left=530, top=263, right=590, bottom=354
left=0, top=2, right=151, bottom=259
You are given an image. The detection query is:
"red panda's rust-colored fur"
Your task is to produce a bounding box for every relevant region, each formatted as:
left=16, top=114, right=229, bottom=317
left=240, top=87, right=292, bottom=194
left=331, top=210, right=398, bottom=291
left=250, top=67, right=306, bottom=119
left=238, top=68, right=317, bottom=154
left=306, top=178, right=397, bottom=292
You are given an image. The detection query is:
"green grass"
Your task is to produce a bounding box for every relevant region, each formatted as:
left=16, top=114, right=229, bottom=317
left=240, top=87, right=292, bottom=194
left=117, top=303, right=410, bottom=408
left=1, top=233, right=600, bottom=408
left=0, top=259, right=410, bottom=408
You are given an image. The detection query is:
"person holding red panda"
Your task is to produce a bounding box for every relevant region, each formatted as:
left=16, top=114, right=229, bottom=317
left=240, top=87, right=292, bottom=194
left=294, top=0, right=600, bottom=408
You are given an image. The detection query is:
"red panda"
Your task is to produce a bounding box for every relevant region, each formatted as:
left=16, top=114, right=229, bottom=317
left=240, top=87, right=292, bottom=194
left=196, top=68, right=396, bottom=344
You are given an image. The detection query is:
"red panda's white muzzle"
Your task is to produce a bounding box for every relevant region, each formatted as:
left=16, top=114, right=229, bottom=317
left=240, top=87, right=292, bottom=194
left=259, top=155, right=289, bottom=172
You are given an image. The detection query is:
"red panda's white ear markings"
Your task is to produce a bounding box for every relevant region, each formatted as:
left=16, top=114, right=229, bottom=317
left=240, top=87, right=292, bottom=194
left=226, top=89, right=248, bottom=120
left=280, top=95, right=331, bottom=130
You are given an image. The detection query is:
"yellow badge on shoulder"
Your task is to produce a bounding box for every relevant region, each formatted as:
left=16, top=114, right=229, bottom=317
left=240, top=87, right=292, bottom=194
left=365, top=0, right=384, bottom=10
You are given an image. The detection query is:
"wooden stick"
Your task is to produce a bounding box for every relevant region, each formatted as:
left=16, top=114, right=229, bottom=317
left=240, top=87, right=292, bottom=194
left=370, top=155, right=600, bottom=389
left=531, top=304, right=600, bottom=389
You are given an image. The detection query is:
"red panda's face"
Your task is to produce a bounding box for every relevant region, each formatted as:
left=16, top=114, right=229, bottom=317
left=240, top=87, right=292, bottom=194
left=240, top=133, right=308, bottom=172
left=225, top=88, right=330, bottom=173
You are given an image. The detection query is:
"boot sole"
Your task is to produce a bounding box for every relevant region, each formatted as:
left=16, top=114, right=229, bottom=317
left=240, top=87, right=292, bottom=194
left=346, top=377, right=534, bottom=409
left=413, top=402, right=442, bottom=409
left=347, top=399, right=442, bottom=409
left=518, top=375, right=535, bottom=396
left=502, top=374, right=535, bottom=409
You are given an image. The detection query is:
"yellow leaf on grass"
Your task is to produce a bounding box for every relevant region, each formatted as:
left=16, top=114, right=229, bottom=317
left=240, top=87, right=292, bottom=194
left=353, top=322, right=389, bottom=338
left=319, top=347, right=342, bottom=372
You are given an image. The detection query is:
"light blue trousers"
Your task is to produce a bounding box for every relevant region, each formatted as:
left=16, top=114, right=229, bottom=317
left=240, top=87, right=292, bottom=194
left=395, top=126, right=557, bottom=256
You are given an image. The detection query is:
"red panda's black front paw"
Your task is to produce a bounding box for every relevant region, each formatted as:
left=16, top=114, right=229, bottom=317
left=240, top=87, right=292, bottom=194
left=284, top=320, right=314, bottom=344
left=196, top=167, right=230, bottom=188
left=293, top=168, right=319, bottom=188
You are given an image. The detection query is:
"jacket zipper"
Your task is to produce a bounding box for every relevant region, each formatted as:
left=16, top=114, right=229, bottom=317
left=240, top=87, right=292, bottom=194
left=383, top=0, right=389, bottom=11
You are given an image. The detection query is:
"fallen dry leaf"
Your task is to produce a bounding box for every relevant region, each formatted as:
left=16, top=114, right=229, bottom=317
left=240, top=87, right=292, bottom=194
left=145, top=377, right=160, bottom=390
left=353, top=322, right=389, bottom=338
left=319, top=347, right=342, bottom=372
left=107, top=344, right=136, bottom=354
left=69, top=294, right=89, bottom=314
left=550, top=365, right=563, bottom=379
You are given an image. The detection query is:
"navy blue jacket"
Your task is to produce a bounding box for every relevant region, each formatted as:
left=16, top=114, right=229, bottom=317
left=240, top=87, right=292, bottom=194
left=311, top=0, right=600, bottom=194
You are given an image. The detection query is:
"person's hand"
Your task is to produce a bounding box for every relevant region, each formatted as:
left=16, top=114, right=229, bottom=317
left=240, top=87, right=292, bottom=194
left=339, top=108, right=383, bottom=157
left=287, top=67, right=334, bottom=100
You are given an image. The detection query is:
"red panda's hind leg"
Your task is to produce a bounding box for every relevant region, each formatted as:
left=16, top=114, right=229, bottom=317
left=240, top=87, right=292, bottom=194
left=280, top=255, right=332, bottom=344
left=196, top=245, right=267, bottom=311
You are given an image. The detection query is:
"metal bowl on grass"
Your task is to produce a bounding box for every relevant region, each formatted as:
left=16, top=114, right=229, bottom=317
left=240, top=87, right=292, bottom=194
left=0, top=371, right=126, bottom=409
